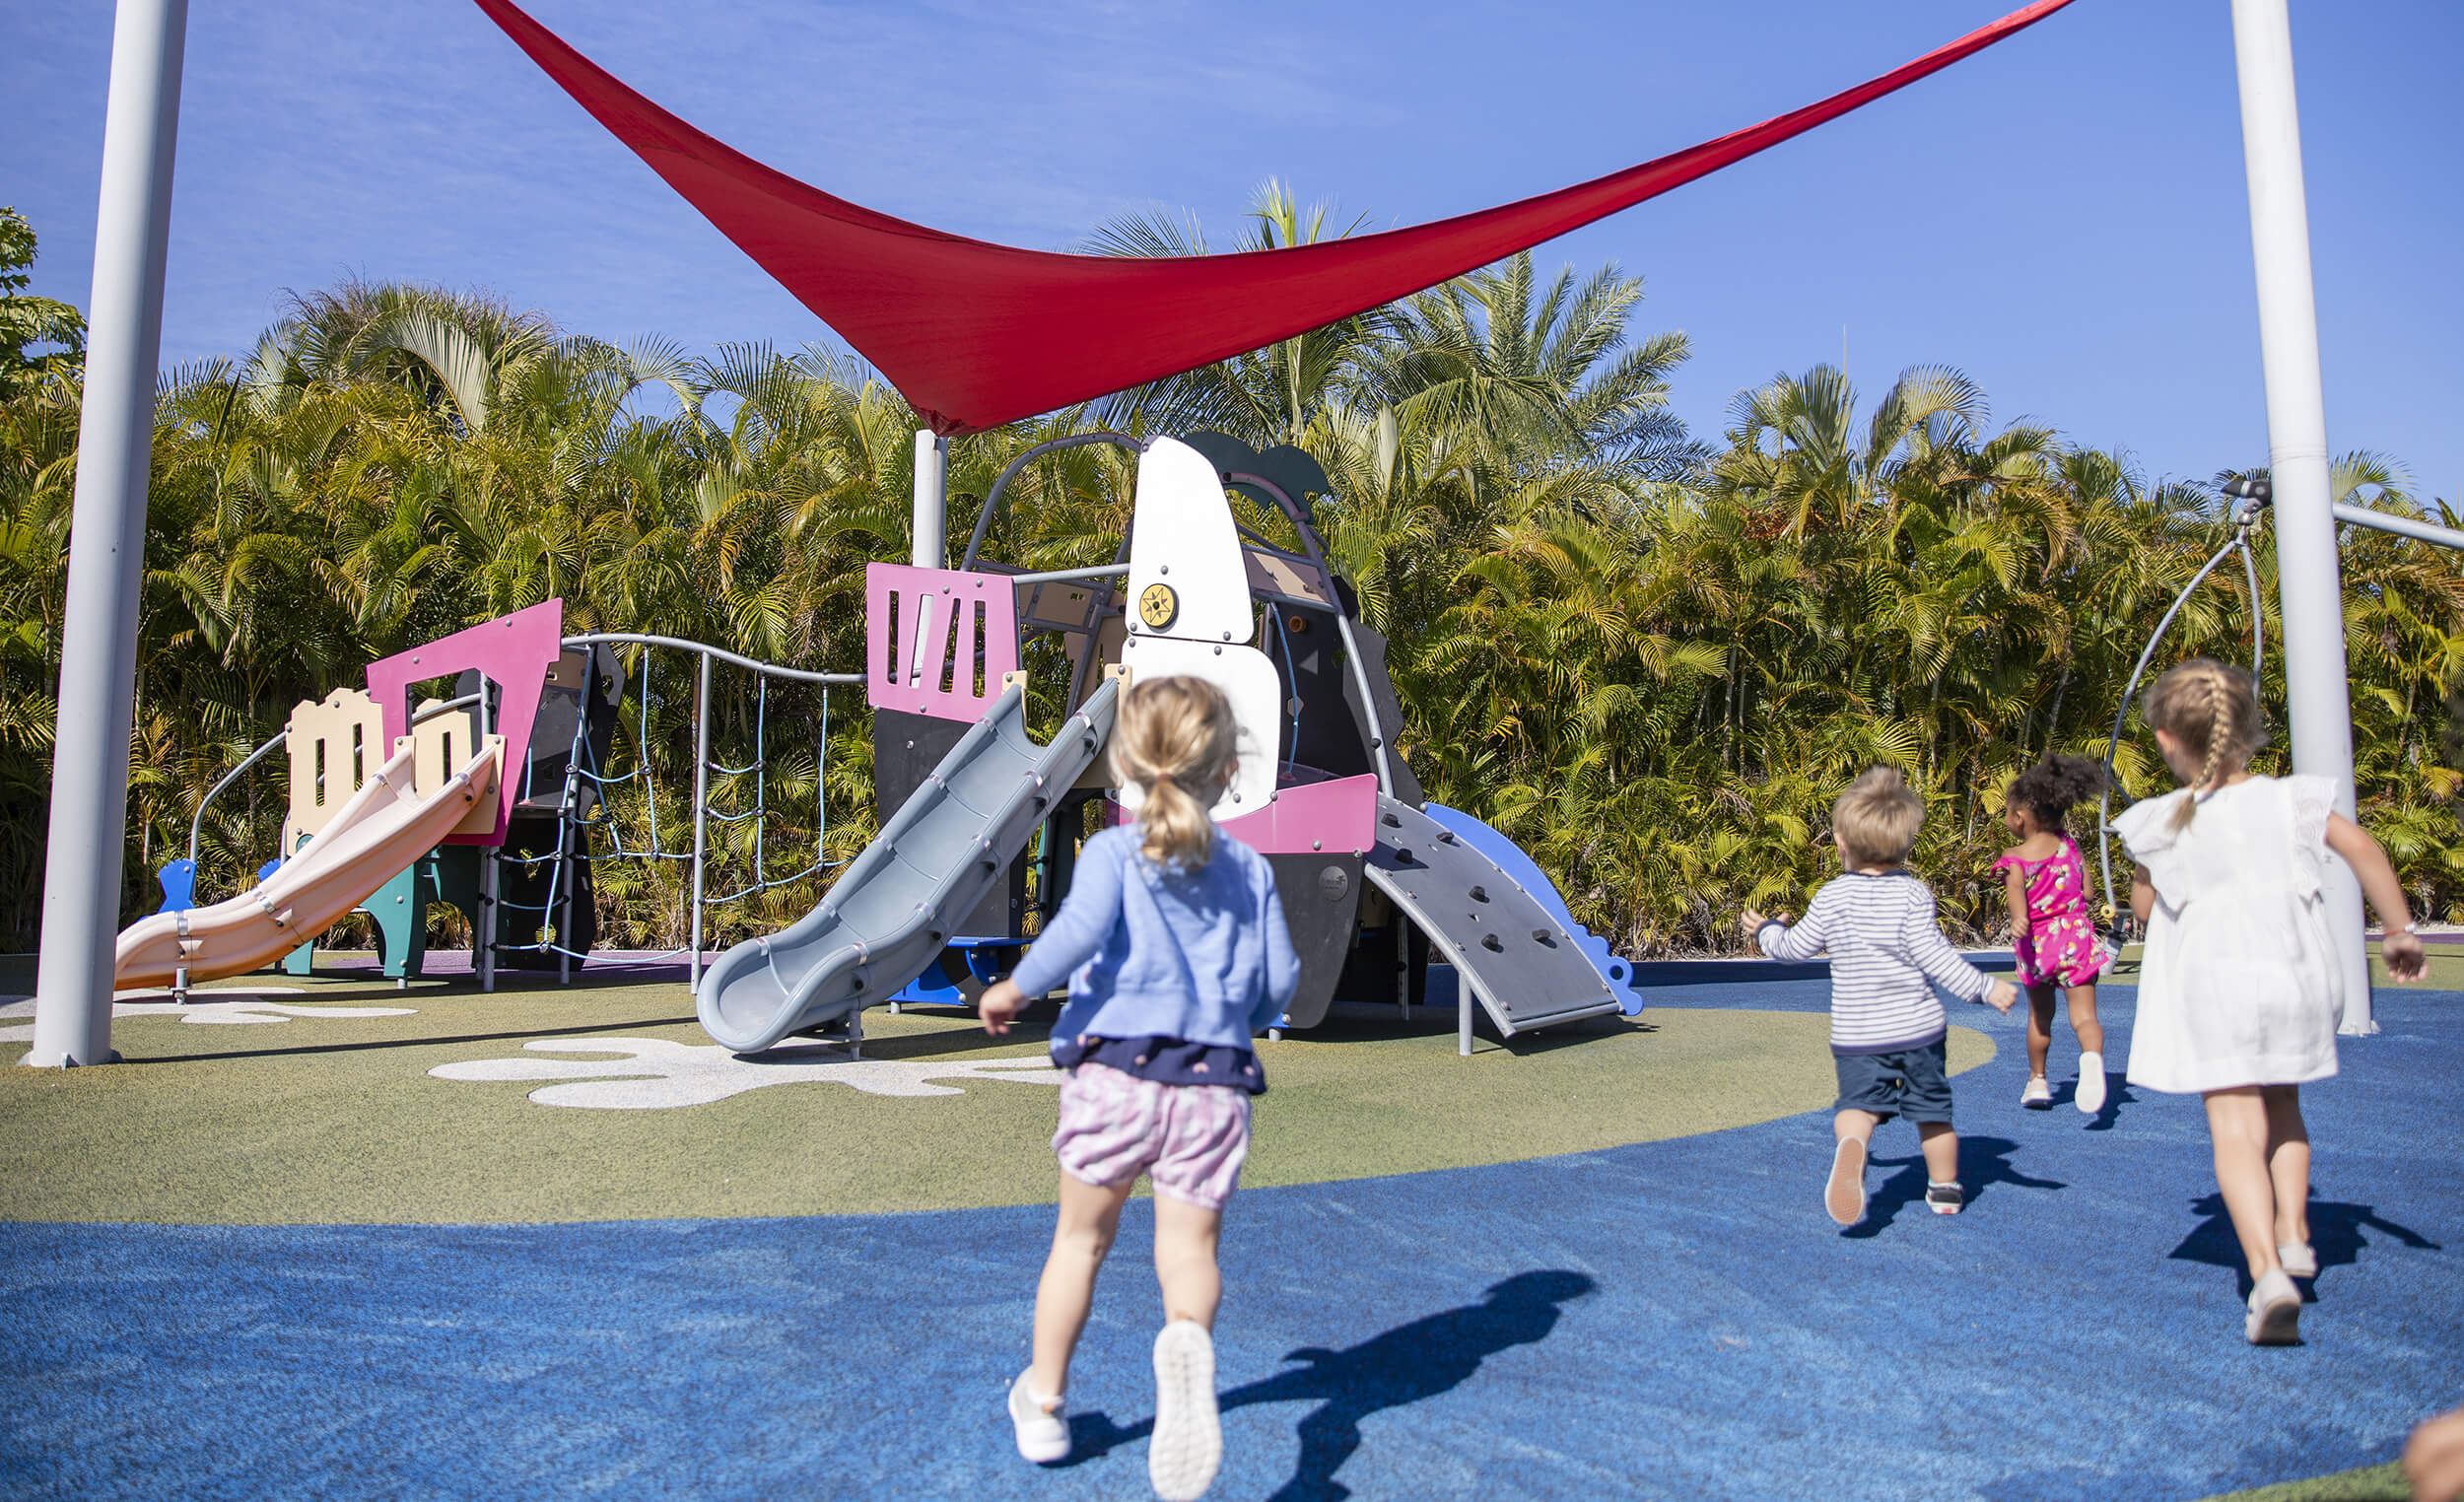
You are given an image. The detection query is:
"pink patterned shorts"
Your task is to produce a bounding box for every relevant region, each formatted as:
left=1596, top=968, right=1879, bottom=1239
left=1052, top=1062, right=1252, bottom=1210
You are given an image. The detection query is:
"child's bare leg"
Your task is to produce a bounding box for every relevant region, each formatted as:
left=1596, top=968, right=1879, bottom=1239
left=1917, top=1122, right=1958, bottom=1183
left=2261, top=1085, right=2311, bottom=1249
left=1030, top=1173, right=1136, bottom=1399
left=2203, top=1088, right=2284, bottom=1278
left=1152, top=1194, right=1225, bottom=1330
left=2025, top=986, right=2057, bottom=1077
left=1833, top=1109, right=1880, bottom=1148
left=2066, top=985, right=2105, bottom=1058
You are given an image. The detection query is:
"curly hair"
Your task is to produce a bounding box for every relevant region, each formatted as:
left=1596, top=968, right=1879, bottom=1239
left=2005, top=754, right=2106, bottom=832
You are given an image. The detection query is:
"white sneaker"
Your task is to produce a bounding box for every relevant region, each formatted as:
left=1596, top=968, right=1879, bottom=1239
left=1007, top=1369, right=1069, bottom=1465
left=2020, top=1075, right=2053, bottom=1109
left=2075, top=1053, right=2107, bottom=1115
left=2246, top=1268, right=2301, bottom=1345
left=1825, top=1137, right=1868, bottom=1226
left=2279, top=1241, right=2318, bottom=1278
left=1148, top=1321, right=1221, bottom=1500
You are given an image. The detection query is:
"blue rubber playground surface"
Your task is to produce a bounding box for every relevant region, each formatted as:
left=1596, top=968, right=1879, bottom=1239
left=2, top=975, right=2454, bottom=1500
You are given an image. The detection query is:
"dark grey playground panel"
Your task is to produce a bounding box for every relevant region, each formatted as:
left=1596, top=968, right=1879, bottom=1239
left=1363, top=797, right=1619, bottom=1038
left=697, top=679, right=1121, bottom=1054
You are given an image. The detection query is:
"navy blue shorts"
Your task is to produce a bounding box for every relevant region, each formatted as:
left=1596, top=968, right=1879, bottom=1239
left=1833, top=1039, right=1953, bottom=1125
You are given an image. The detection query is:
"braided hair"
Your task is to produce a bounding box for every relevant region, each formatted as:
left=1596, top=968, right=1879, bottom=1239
left=2006, top=753, right=2105, bottom=835
left=2140, top=657, right=2266, bottom=830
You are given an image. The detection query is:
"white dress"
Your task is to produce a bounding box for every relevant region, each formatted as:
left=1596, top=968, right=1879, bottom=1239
left=2111, top=774, right=2345, bottom=1094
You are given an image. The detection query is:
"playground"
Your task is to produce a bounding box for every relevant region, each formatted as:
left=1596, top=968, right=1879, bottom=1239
left=13, top=0, right=2464, bottom=1497
left=2, top=956, right=2456, bottom=1498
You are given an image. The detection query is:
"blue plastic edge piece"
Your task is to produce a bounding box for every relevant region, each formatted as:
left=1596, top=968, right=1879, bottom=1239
left=1419, top=804, right=1644, bottom=1015
left=890, top=935, right=1019, bottom=1006
left=155, top=858, right=196, bottom=915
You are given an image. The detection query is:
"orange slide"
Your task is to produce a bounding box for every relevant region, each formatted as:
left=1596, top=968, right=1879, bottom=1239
left=113, top=738, right=503, bottom=991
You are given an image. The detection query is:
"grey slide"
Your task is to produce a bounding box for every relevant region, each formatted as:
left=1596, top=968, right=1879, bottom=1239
left=697, top=679, right=1120, bottom=1055
left=1364, top=797, right=1620, bottom=1039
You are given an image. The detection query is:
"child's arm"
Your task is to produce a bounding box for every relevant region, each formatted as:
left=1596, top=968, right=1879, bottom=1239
left=2130, top=862, right=2156, bottom=924
left=1743, top=893, right=1828, bottom=962
left=2002, top=866, right=2033, bottom=958
left=1903, top=888, right=2019, bottom=1014
left=2324, top=814, right=2428, bottom=982
left=981, top=842, right=1127, bottom=1035
left=1250, top=870, right=1302, bottom=1034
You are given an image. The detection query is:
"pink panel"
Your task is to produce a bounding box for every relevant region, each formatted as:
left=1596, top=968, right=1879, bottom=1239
left=865, top=564, right=1021, bottom=723
left=363, top=598, right=564, bottom=846
left=1218, top=774, right=1380, bottom=856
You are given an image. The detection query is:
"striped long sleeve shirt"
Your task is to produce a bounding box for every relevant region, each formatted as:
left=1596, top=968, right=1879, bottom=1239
left=1755, top=870, right=1993, bottom=1056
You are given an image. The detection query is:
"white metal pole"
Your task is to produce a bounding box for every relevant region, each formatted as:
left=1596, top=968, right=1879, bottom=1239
left=26, top=0, right=189, bottom=1068
left=688, top=650, right=711, bottom=993
left=912, top=430, right=948, bottom=570
left=2229, top=0, right=2373, bottom=1033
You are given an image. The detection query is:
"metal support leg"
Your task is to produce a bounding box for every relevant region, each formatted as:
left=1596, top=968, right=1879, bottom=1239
left=25, top=0, right=189, bottom=1069
left=1458, top=976, right=1473, bottom=1058
left=478, top=848, right=497, bottom=993
left=688, top=651, right=711, bottom=995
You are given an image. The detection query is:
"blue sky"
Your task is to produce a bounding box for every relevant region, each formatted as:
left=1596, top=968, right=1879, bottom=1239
left=11, top=1, right=2461, bottom=501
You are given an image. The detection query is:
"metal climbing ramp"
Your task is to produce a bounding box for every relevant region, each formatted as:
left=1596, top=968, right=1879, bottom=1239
left=1363, top=797, right=1623, bottom=1053
left=696, top=678, right=1120, bottom=1055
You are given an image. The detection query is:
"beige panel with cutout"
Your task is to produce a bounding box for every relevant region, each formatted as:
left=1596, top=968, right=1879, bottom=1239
left=401, top=699, right=505, bottom=835
left=286, top=688, right=388, bottom=841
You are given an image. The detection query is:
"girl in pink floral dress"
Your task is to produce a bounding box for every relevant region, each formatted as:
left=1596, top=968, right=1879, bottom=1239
left=1995, top=755, right=2112, bottom=1116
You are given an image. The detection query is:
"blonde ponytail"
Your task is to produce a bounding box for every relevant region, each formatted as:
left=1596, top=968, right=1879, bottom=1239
left=1113, top=676, right=1240, bottom=870
left=2140, top=657, right=2265, bottom=830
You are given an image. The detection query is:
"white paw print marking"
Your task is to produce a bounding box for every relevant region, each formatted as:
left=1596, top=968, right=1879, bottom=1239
left=429, top=1037, right=1062, bottom=1110
left=0, top=990, right=414, bottom=1043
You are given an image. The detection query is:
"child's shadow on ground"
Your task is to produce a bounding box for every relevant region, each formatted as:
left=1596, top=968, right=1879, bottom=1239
left=1845, top=1135, right=2065, bottom=1239
left=2168, top=1194, right=2440, bottom=1298
left=1061, top=1268, right=1595, bottom=1500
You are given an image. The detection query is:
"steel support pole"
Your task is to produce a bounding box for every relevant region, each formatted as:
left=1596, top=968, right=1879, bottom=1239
left=27, top=0, right=189, bottom=1068
left=688, top=651, right=712, bottom=994
left=2230, top=0, right=2373, bottom=1032
left=912, top=431, right=948, bottom=570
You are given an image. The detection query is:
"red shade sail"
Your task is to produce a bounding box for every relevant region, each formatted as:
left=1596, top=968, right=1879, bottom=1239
left=477, top=0, right=2076, bottom=437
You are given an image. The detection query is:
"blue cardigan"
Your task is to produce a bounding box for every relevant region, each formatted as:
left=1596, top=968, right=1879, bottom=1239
left=1008, top=825, right=1300, bottom=1049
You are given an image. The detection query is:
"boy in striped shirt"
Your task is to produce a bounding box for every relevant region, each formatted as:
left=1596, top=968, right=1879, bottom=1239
left=1745, top=767, right=2017, bottom=1223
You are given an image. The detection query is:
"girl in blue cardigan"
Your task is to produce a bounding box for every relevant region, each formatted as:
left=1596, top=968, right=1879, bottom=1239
left=979, top=675, right=1299, bottom=1500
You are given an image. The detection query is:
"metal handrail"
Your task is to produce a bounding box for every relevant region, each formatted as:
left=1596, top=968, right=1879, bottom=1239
left=561, top=633, right=861, bottom=685
left=960, top=432, right=1147, bottom=573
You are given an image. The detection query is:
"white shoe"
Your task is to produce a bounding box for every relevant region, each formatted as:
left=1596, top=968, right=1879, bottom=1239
left=1007, top=1369, right=1069, bottom=1465
left=2020, top=1075, right=2053, bottom=1109
left=2075, top=1053, right=2107, bottom=1115
left=2279, top=1241, right=2318, bottom=1278
left=2246, top=1268, right=2301, bottom=1345
left=1149, top=1321, right=1221, bottom=1500
left=1825, top=1137, right=1867, bottom=1226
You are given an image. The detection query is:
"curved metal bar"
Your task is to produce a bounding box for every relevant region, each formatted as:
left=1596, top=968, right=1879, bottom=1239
left=561, top=633, right=860, bottom=686
left=1219, top=467, right=1390, bottom=795
left=960, top=431, right=1146, bottom=573
left=1220, top=470, right=1336, bottom=592
left=181, top=688, right=487, bottom=893
left=185, top=727, right=289, bottom=876
left=2093, top=529, right=2252, bottom=932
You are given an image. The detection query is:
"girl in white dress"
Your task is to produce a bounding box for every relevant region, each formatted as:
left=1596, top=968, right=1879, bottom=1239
left=2112, top=659, right=2425, bottom=1345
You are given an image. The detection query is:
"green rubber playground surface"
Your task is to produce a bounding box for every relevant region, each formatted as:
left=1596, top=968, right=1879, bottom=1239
left=0, top=967, right=1990, bottom=1225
